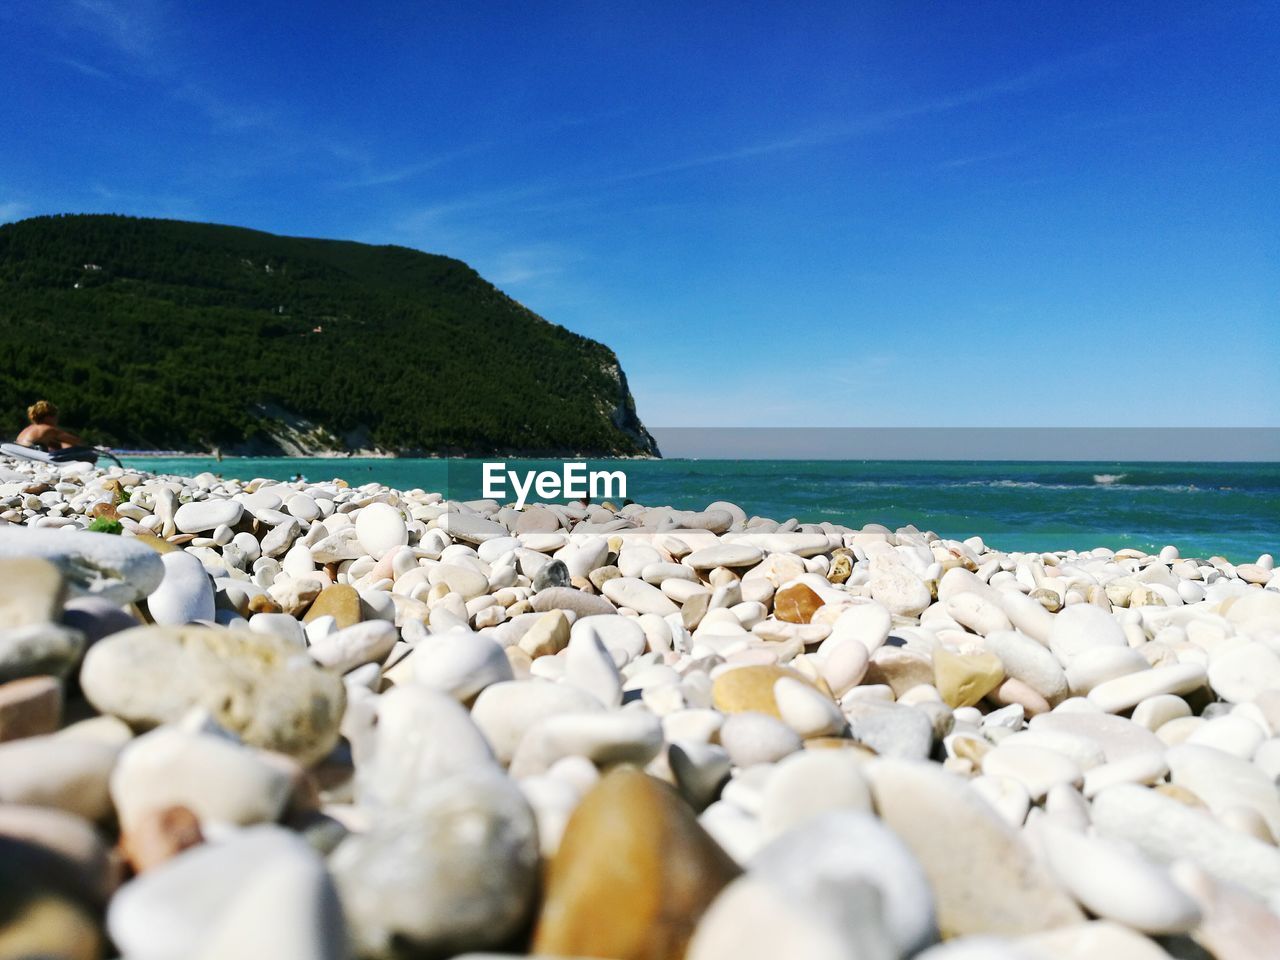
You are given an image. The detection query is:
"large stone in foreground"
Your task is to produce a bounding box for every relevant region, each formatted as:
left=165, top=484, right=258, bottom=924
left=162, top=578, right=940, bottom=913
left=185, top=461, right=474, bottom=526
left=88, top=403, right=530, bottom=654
left=867, top=758, right=1083, bottom=938
left=333, top=770, right=538, bottom=959
left=81, top=625, right=344, bottom=765
left=533, top=765, right=740, bottom=960
left=0, top=528, right=163, bottom=604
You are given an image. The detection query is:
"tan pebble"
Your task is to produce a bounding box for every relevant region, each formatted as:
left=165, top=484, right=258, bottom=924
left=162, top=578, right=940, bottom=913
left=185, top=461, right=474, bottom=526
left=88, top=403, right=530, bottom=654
left=933, top=646, right=1005, bottom=709
left=518, top=611, right=571, bottom=659
left=712, top=665, right=819, bottom=718
left=587, top=567, right=619, bottom=591
left=302, top=583, right=362, bottom=628
left=826, top=554, right=853, bottom=585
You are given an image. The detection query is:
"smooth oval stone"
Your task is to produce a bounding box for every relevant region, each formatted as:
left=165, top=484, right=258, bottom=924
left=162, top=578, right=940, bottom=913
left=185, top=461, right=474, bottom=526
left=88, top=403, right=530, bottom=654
left=356, top=685, right=496, bottom=809
left=758, top=751, right=873, bottom=840
left=413, top=629, right=513, bottom=701
left=0, top=527, right=163, bottom=604
left=1088, top=663, right=1207, bottom=714
left=284, top=493, right=320, bottom=522
left=81, top=625, right=345, bottom=765
left=719, top=711, right=803, bottom=767
left=600, top=577, right=679, bottom=616
left=532, top=766, right=740, bottom=959
left=571, top=615, right=646, bottom=663
left=1166, top=743, right=1280, bottom=838
left=173, top=499, right=243, bottom=534
left=983, top=630, right=1068, bottom=705
left=147, top=550, right=215, bottom=626
left=751, top=810, right=937, bottom=955
left=867, top=758, right=1083, bottom=938
left=470, top=681, right=603, bottom=765
left=529, top=587, right=617, bottom=618
left=726, top=532, right=832, bottom=557
left=0, top=734, right=119, bottom=820
left=333, top=770, right=539, bottom=958
left=1081, top=751, right=1169, bottom=798
left=869, top=562, right=932, bottom=617
left=439, top=511, right=508, bottom=545
left=844, top=701, right=934, bottom=760
left=429, top=563, right=490, bottom=601
left=509, top=709, right=663, bottom=778
left=1064, top=646, right=1149, bottom=696
left=685, top=544, right=764, bottom=571
left=981, top=744, right=1082, bottom=801
left=108, top=825, right=344, bottom=960
left=774, top=677, right=845, bottom=738
left=1047, top=605, right=1126, bottom=665
left=309, top=620, right=397, bottom=674
left=1207, top=643, right=1280, bottom=704
left=1091, top=784, right=1280, bottom=901
left=355, top=502, right=408, bottom=559
left=1029, top=711, right=1164, bottom=763
left=110, top=727, right=292, bottom=831
left=823, top=602, right=893, bottom=654
left=686, top=875, right=868, bottom=960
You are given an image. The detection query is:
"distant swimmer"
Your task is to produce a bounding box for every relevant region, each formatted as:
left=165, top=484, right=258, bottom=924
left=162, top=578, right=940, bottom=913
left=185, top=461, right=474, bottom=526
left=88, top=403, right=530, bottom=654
left=16, top=400, right=85, bottom=450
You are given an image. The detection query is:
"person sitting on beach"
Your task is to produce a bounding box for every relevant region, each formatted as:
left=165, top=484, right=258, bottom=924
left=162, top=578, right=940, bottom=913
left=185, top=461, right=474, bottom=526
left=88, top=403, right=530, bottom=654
left=16, top=400, right=86, bottom=450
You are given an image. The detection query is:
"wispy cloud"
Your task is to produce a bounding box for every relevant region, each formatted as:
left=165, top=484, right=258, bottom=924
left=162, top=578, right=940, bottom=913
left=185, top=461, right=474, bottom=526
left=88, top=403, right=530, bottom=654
left=602, top=38, right=1129, bottom=184
left=486, top=244, right=576, bottom=286
left=170, top=83, right=279, bottom=132
left=335, top=142, right=498, bottom=189
left=72, top=0, right=161, bottom=58
left=51, top=55, right=117, bottom=82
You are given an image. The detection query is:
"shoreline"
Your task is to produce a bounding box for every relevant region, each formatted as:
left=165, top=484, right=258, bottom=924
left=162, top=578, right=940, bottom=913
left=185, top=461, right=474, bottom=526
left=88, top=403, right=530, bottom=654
left=0, top=456, right=1277, bottom=957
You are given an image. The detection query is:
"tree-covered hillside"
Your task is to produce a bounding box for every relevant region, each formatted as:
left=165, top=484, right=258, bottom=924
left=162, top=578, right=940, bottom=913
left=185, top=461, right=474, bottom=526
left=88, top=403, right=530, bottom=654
left=0, top=214, right=658, bottom=456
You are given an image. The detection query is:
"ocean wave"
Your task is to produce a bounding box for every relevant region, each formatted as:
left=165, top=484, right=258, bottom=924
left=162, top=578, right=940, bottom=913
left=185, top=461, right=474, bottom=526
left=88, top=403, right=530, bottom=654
left=1093, top=473, right=1125, bottom=485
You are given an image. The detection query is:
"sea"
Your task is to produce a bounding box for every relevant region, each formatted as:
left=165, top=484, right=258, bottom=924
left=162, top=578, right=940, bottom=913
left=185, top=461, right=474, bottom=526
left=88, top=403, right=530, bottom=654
left=119, top=457, right=1279, bottom=563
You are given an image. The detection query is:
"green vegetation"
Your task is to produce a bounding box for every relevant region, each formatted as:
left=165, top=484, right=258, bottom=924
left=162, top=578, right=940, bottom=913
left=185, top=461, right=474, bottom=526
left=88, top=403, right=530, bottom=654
left=0, top=214, right=658, bottom=456
left=87, top=517, right=123, bottom=535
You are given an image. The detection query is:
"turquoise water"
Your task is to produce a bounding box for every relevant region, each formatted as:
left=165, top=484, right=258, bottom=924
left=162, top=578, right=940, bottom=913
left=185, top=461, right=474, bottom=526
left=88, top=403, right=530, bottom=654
left=120, top=458, right=1279, bottom=562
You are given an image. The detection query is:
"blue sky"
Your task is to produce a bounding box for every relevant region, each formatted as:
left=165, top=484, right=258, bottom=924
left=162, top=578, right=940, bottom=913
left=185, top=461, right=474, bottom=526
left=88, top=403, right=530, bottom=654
left=2, top=1, right=1276, bottom=430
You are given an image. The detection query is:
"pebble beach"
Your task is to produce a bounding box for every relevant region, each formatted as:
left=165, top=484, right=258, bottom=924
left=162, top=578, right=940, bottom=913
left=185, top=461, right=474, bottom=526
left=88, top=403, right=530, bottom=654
left=1, top=456, right=1279, bottom=960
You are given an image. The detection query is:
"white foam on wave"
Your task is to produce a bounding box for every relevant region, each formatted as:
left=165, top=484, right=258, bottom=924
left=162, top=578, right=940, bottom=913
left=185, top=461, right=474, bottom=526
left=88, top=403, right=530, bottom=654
left=1093, top=473, right=1126, bottom=485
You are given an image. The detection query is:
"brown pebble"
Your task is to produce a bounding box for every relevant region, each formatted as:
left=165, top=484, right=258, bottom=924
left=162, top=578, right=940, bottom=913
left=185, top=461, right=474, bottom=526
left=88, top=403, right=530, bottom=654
left=0, top=676, right=62, bottom=742
left=247, top=594, right=283, bottom=615
left=773, top=582, right=825, bottom=624
left=533, top=766, right=739, bottom=960
left=120, top=805, right=203, bottom=874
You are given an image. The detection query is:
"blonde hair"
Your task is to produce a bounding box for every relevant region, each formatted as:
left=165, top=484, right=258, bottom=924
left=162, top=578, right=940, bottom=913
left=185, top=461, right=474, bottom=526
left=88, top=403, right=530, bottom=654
left=27, top=400, right=58, bottom=424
